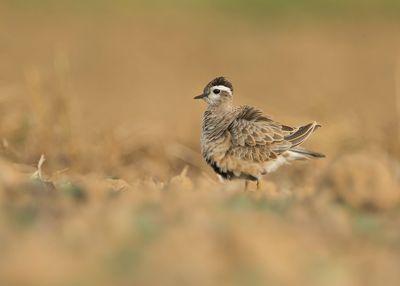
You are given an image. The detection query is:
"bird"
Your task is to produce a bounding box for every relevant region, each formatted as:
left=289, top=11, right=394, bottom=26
left=194, top=76, right=325, bottom=190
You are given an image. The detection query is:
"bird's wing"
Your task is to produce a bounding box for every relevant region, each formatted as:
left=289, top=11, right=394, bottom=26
left=227, top=106, right=321, bottom=163
left=227, top=106, right=294, bottom=162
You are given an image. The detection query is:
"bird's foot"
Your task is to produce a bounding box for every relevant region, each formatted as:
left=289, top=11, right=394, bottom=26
left=244, top=180, right=263, bottom=191
left=245, top=180, right=249, bottom=191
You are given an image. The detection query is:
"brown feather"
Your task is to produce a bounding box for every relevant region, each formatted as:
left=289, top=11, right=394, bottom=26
left=284, top=122, right=319, bottom=147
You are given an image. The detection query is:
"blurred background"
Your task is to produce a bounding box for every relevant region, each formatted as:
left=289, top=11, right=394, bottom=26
left=0, top=1, right=400, bottom=286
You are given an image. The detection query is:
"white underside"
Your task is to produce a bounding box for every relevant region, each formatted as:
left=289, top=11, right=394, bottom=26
left=263, top=155, right=288, bottom=173
left=263, top=151, right=308, bottom=173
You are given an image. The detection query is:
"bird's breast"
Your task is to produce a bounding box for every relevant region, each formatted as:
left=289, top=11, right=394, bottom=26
left=201, top=130, right=232, bottom=162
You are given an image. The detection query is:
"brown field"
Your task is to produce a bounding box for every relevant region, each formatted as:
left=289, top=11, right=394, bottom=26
left=0, top=3, right=400, bottom=286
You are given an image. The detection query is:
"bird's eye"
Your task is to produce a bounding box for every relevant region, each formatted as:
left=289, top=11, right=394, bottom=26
left=213, top=89, right=220, bottom=94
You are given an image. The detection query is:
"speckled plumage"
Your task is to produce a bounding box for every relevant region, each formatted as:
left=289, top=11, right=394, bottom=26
left=195, top=77, right=324, bottom=186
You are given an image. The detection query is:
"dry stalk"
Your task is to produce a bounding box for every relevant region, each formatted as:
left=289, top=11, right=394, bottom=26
left=31, top=154, right=46, bottom=181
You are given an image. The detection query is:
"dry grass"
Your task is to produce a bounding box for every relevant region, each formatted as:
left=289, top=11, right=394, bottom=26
left=0, top=7, right=400, bottom=286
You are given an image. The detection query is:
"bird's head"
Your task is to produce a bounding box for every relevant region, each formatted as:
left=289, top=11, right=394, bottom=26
left=194, top=76, right=233, bottom=107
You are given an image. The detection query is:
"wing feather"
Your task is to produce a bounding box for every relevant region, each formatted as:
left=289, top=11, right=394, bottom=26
left=228, top=106, right=291, bottom=162
left=284, top=121, right=319, bottom=147
left=226, top=106, right=322, bottom=165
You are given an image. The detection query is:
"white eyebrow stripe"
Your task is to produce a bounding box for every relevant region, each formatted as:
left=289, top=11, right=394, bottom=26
left=212, top=85, right=232, bottom=94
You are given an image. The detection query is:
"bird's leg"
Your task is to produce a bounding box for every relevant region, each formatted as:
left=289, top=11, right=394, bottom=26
left=256, top=180, right=260, bottom=190
left=245, top=180, right=249, bottom=191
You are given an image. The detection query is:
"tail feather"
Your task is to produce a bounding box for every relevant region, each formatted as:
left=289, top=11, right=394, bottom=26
left=287, top=147, right=325, bottom=160
left=284, top=121, right=320, bottom=148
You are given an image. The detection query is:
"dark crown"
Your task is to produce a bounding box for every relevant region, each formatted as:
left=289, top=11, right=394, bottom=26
left=205, top=76, right=233, bottom=92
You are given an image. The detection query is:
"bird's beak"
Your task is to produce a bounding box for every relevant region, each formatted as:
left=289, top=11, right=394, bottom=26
left=194, top=93, right=206, bottom=100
